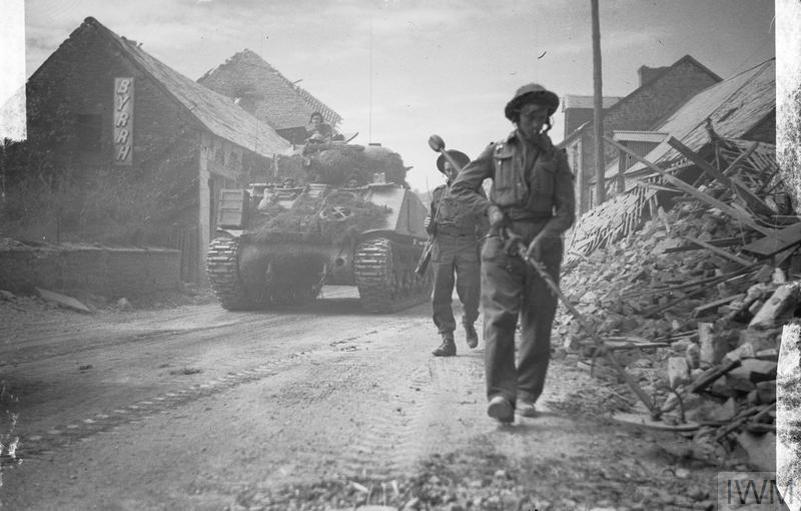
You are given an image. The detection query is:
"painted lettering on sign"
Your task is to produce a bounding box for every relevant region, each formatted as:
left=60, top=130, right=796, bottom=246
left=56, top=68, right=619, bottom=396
left=113, top=77, right=134, bottom=165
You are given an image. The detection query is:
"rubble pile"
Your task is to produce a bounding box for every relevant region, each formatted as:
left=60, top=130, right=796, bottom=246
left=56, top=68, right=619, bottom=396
left=557, top=142, right=799, bottom=468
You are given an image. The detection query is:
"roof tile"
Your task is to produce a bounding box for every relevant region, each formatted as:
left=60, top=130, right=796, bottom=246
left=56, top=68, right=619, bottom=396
left=198, top=49, right=342, bottom=130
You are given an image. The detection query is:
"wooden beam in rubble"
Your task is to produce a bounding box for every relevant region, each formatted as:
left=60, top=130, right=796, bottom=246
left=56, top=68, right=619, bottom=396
left=603, top=136, right=772, bottom=236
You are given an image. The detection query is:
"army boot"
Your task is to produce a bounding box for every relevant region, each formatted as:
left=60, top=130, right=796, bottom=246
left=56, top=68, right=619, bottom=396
left=432, top=333, right=456, bottom=357
left=464, top=323, right=478, bottom=349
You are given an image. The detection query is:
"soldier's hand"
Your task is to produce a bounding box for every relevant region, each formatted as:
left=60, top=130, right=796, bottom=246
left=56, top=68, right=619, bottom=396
left=424, top=216, right=431, bottom=229
left=526, top=236, right=544, bottom=262
left=487, top=205, right=504, bottom=229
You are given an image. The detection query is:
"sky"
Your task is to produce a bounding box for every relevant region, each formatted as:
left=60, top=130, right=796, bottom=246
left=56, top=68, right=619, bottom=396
left=16, top=0, right=777, bottom=192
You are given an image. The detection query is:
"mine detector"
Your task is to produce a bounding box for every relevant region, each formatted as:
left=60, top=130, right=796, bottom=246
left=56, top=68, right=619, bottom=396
left=206, top=143, right=433, bottom=313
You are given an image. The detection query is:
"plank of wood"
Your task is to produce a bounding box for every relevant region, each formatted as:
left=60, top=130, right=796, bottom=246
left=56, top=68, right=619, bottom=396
left=689, top=359, right=742, bottom=394
left=36, top=287, right=92, bottom=313
left=682, top=236, right=754, bottom=266
left=611, top=412, right=700, bottom=432
left=604, top=136, right=772, bottom=235
left=741, top=221, right=801, bottom=257
left=632, top=180, right=682, bottom=193
left=691, top=294, right=740, bottom=317
left=721, top=141, right=759, bottom=177
left=663, top=236, right=744, bottom=253
left=606, top=342, right=669, bottom=350
left=667, top=137, right=775, bottom=217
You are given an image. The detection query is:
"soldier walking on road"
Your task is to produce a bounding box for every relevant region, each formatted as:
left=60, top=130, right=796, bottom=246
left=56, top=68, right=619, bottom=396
left=426, top=150, right=487, bottom=357
left=449, top=83, right=575, bottom=422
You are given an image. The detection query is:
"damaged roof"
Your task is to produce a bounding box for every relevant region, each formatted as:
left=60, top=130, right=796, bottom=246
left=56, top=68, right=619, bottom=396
left=603, top=58, right=776, bottom=182
left=45, top=17, right=291, bottom=158
left=197, top=49, right=342, bottom=130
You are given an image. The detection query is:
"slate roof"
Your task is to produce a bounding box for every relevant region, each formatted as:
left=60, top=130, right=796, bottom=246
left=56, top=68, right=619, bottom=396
left=559, top=54, right=722, bottom=146
left=605, top=58, right=775, bottom=181
left=197, top=49, right=342, bottom=130
left=41, top=18, right=291, bottom=158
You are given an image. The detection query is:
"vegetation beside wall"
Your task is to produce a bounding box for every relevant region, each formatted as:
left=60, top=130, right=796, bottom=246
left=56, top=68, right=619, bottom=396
left=0, top=137, right=198, bottom=247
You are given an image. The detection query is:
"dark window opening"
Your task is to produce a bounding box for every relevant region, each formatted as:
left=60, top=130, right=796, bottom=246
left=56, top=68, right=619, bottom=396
left=75, top=113, right=102, bottom=152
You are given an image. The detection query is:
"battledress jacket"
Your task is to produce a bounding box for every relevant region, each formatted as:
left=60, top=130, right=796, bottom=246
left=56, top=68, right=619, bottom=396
left=449, top=130, right=575, bottom=240
left=427, top=184, right=488, bottom=238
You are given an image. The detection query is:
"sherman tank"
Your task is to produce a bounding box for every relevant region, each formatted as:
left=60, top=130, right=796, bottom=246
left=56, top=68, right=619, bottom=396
left=206, top=142, right=432, bottom=313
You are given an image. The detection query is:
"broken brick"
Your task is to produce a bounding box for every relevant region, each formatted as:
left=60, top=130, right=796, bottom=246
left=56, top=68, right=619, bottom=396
left=756, top=380, right=776, bottom=403
left=756, top=348, right=779, bottom=360
left=740, top=359, right=778, bottom=382
left=738, top=328, right=780, bottom=352
left=698, top=322, right=727, bottom=366
left=749, top=283, right=801, bottom=329
left=724, top=372, right=757, bottom=393
left=722, top=343, right=756, bottom=365
left=667, top=357, right=691, bottom=388
left=685, top=343, right=701, bottom=369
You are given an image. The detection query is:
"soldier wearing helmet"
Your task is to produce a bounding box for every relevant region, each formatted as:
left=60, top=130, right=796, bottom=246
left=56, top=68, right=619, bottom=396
left=449, top=83, right=576, bottom=424
left=425, top=149, right=487, bottom=357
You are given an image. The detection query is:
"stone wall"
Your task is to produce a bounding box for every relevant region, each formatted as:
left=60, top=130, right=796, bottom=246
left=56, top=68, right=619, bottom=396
left=0, top=245, right=180, bottom=298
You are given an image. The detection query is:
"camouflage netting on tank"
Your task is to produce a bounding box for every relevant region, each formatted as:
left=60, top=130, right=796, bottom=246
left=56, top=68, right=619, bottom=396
left=251, top=190, right=390, bottom=245
left=273, top=144, right=408, bottom=188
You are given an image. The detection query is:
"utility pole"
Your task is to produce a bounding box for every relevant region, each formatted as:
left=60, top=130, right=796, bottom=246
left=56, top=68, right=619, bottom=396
left=591, top=0, right=605, bottom=206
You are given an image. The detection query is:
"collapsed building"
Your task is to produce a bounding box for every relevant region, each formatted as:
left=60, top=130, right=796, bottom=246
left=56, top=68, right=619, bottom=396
left=559, top=58, right=786, bottom=470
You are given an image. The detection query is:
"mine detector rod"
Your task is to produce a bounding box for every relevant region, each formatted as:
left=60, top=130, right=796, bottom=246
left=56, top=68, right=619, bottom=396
left=428, top=134, right=466, bottom=172
left=502, top=228, right=662, bottom=421
left=415, top=135, right=466, bottom=276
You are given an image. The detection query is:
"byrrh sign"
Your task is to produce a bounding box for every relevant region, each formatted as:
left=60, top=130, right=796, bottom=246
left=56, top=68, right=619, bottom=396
left=113, top=77, right=134, bottom=165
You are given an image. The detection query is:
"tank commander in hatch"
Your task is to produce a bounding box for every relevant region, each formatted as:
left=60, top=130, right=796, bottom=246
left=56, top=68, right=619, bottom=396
left=305, top=111, right=334, bottom=144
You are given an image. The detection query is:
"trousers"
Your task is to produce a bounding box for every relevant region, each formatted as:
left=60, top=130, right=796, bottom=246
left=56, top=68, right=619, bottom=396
left=431, top=234, right=480, bottom=334
left=481, top=221, right=562, bottom=405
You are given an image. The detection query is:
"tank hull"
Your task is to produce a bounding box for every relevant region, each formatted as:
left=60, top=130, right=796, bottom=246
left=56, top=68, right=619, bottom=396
left=206, top=144, right=433, bottom=313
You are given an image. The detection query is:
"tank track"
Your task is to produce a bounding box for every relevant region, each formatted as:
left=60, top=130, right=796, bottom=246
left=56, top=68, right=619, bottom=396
left=353, top=237, right=432, bottom=313
left=206, top=236, right=257, bottom=310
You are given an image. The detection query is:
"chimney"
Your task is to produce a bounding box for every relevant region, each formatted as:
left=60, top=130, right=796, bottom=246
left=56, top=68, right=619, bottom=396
left=637, top=65, right=669, bottom=87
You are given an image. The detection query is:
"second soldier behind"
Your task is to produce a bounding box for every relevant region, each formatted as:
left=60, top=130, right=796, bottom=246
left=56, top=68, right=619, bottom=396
left=426, top=150, right=488, bottom=357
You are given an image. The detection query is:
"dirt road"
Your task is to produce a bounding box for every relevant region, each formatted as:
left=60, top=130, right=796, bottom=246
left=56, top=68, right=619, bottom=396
left=0, top=288, right=726, bottom=510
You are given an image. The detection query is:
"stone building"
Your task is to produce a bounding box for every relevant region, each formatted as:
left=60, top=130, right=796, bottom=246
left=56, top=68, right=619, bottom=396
left=559, top=55, right=722, bottom=213
left=198, top=49, right=342, bottom=145
left=561, top=95, right=622, bottom=140
left=23, top=17, right=290, bottom=281
left=603, top=58, right=776, bottom=191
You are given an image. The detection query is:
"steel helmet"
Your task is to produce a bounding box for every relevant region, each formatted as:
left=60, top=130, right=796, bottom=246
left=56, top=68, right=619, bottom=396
left=436, top=150, right=470, bottom=174
left=504, top=83, right=559, bottom=121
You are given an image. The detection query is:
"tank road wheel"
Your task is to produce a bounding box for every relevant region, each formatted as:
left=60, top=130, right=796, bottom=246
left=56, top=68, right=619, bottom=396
left=206, top=237, right=253, bottom=310
left=353, top=237, right=432, bottom=313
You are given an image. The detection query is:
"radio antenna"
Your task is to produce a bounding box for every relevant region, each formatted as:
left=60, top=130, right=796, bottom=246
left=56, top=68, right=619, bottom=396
left=368, top=15, right=374, bottom=143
